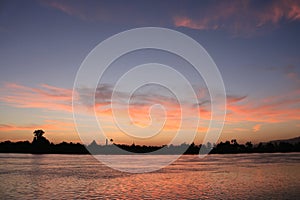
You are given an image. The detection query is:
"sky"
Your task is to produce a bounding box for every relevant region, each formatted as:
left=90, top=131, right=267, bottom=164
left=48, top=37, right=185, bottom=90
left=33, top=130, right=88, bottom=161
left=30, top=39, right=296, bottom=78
left=0, top=0, right=299, bottom=145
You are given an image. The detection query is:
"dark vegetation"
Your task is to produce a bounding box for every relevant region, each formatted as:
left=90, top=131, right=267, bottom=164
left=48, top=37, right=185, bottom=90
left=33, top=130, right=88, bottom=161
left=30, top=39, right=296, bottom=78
left=0, top=130, right=299, bottom=154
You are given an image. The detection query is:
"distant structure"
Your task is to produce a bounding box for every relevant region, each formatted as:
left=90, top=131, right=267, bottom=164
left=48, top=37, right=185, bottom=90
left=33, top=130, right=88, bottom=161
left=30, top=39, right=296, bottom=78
left=106, top=139, right=108, bottom=146
left=89, top=140, right=98, bottom=147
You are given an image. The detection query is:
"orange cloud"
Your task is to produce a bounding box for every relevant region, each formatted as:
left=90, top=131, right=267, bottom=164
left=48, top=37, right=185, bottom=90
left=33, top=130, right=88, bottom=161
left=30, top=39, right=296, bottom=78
left=253, top=124, right=262, bottom=132
left=227, top=95, right=247, bottom=104
left=0, top=120, right=75, bottom=132
left=0, top=83, right=73, bottom=113
left=226, top=92, right=300, bottom=124
left=1, top=82, right=299, bottom=139
left=0, top=119, right=82, bottom=143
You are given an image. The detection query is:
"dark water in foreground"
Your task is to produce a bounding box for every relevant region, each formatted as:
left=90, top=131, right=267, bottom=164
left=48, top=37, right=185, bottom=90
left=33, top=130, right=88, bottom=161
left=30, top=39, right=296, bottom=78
left=0, top=153, right=299, bottom=199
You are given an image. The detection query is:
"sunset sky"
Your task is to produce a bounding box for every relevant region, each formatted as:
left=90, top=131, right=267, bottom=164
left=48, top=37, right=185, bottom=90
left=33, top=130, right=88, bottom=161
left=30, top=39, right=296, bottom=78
left=0, top=0, right=299, bottom=145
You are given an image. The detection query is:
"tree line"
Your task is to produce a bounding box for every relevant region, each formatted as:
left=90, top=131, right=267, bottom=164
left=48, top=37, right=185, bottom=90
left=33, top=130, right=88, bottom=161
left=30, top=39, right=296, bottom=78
left=0, top=130, right=299, bottom=154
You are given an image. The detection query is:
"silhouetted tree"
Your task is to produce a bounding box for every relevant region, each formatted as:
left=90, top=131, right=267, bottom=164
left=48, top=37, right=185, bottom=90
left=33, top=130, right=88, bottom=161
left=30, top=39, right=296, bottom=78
left=265, top=142, right=275, bottom=152
left=231, top=139, right=238, bottom=146
left=32, top=129, right=50, bottom=153
left=1, top=131, right=300, bottom=154
left=278, top=142, right=294, bottom=152
left=245, top=141, right=253, bottom=149
left=245, top=141, right=253, bottom=152
left=33, top=129, right=45, bottom=139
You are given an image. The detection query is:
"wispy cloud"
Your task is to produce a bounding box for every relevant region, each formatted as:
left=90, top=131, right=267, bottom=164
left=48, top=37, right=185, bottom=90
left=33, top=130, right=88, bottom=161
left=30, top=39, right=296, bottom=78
left=173, top=0, right=300, bottom=36
left=173, top=16, right=216, bottom=30
left=0, top=83, right=73, bottom=113
left=1, top=82, right=299, bottom=134
left=227, top=95, right=247, bottom=104
left=0, top=120, right=75, bottom=132
left=41, top=0, right=300, bottom=37
left=227, top=90, right=300, bottom=123
left=265, top=65, right=300, bottom=87
left=45, top=1, right=83, bottom=18
left=283, top=65, right=300, bottom=86
left=40, top=0, right=170, bottom=25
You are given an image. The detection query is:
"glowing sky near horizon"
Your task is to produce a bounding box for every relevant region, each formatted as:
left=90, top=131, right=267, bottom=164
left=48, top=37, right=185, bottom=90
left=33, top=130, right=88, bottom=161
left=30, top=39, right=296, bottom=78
left=0, top=0, right=299, bottom=145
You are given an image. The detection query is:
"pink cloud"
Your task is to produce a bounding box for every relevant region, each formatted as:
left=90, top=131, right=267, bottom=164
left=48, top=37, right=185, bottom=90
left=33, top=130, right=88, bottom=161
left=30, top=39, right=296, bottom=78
left=41, top=0, right=87, bottom=20
left=41, top=0, right=300, bottom=37
left=226, top=92, right=300, bottom=124
left=288, top=3, right=300, bottom=20
left=252, top=124, right=262, bottom=132
left=227, top=95, right=247, bottom=104
left=40, top=0, right=163, bottom=25
left=173, top=0, right=300, bottom=36
left=0, top=83, right=73, bottom=113
left=173, top=16, right=211, bottom=30
left=1, top=82, right=299, bottom=135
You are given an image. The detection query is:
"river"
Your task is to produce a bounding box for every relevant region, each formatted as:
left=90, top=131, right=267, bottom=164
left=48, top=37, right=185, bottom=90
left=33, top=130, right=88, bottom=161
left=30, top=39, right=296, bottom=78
left=0, top=153, right=299, bottom=199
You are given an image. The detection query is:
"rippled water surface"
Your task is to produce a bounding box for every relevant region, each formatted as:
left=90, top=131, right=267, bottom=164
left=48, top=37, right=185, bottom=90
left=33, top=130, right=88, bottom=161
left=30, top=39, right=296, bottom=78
left=0, top=153, right=299, bottom=199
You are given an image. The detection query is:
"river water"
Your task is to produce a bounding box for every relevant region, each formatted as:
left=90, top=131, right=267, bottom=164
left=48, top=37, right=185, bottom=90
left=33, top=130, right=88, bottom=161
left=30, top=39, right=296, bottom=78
left=0, top=153, right=299, bottom=199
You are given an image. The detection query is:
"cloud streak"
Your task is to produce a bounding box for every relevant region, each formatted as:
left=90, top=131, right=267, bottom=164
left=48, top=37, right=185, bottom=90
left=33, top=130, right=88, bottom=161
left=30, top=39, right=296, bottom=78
left=172, top=0, right=300, bottom=36
left=42, top=0, right=300, bottom=36
left=0, top=120, right=75, bottom=132
left=226, top=91, right=300, bottom=124
left=0, top=83, right=73, bottom=113
left=1, top=82, right=299, bottom=134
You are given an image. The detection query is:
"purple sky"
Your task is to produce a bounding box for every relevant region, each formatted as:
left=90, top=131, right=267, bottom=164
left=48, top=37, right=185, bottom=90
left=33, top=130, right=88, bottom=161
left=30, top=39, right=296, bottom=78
left=0, top=0, right=299, bottom=145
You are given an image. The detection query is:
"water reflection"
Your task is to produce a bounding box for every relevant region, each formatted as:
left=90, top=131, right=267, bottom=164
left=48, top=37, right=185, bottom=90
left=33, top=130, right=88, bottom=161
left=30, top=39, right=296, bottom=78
left=0, top=153, right=299, bottom=199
